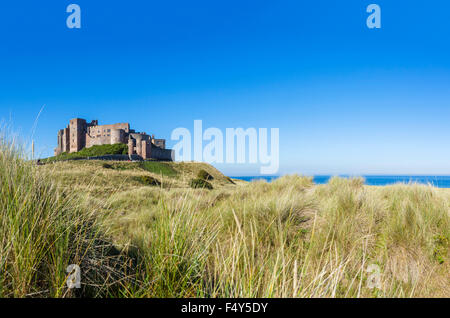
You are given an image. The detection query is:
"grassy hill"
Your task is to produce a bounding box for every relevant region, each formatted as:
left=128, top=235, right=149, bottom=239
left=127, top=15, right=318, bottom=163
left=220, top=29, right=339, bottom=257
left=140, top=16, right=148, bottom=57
left=40, top=160, right=238, bottom=197
left=1, top=138, right=449, bottom=298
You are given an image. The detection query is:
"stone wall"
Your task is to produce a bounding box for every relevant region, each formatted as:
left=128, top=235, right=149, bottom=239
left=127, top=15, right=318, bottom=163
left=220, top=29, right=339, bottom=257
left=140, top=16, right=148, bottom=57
left=86, top=123, right=129, bottom=148
left=153, top=138, right=166, bottom=149
left=150, top=145, right=174, bottom=161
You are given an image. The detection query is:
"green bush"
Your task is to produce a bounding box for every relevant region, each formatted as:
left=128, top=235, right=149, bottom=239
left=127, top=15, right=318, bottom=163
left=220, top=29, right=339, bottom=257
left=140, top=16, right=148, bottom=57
left=197, top=169, right=214, bottom=181
left=190, top=178, right=213, bottom=190
left=136, top=175, right=162, bottom=187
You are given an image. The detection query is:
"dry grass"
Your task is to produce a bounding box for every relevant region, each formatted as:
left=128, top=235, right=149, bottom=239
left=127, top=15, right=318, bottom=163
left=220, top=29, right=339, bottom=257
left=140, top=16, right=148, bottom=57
left=36, top=162, right=450, bottom=298
left=0, top=137, right=134, bottom=298
left=40, top=160, right=235, bottom=198
left=1, top=138, right=448, bottom=298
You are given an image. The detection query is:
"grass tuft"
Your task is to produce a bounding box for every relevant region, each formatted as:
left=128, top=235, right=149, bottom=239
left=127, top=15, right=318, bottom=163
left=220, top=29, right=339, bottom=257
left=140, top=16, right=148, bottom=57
left=135, top=175, right=162, bottom=187
left=190, top=178, right=214, bottom=190
left=197, top=169, right=214, bottom=181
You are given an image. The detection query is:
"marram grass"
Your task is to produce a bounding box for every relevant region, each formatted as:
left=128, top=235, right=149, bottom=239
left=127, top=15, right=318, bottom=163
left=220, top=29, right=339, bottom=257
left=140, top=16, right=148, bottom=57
left=0, top=135, right=132, bottom=297
left=1, top=139, right=449, bottom=297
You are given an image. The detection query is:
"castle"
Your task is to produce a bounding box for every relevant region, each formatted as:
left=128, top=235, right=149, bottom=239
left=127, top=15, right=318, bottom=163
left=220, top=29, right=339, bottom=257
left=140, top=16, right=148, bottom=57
left=55, top=118, right=174, bottom=161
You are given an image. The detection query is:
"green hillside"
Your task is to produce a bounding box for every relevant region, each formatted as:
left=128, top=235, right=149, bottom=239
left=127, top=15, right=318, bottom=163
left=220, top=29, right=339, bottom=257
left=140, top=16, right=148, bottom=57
left=39, top=159, right=239, bottom=196
left=43, top=143, right=128, bottom=162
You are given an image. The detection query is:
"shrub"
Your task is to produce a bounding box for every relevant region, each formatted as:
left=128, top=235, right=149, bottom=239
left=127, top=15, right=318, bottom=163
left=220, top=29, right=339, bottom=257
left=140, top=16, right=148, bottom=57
left=197, top=169, right=214, bottom=181
left=44, top=144, right=128, bottom=162
left=190, top=178, right=213, bottom=190
left=136, top=175, right=162, bottom=187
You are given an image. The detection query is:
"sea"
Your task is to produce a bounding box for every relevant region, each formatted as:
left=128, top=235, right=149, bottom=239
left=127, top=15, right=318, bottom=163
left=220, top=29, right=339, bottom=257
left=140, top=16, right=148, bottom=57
left=233, top=176, right=450, bottom=189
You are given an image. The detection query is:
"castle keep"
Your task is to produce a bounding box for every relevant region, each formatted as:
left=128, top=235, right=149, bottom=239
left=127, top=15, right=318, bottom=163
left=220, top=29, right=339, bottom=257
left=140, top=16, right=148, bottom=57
left=55, top=118, right=173, bottom=161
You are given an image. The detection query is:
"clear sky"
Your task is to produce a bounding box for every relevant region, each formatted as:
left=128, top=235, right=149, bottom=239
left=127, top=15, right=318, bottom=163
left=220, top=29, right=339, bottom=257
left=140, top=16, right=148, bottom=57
left=1, top=1, right=449, bottom=176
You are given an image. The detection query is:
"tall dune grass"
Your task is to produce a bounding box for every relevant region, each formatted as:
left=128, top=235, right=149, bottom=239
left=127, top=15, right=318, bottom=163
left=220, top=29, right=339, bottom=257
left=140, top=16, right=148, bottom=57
left=3, top=136, right=449, bottom=297
left=103, top=175, right=449, bottom=298
left=0, top=134, right=131, bottom=297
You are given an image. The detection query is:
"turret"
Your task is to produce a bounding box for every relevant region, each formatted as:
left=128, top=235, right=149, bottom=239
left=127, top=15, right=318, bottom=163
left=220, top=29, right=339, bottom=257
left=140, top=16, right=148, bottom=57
left=128, top=138, right=136, bottom=156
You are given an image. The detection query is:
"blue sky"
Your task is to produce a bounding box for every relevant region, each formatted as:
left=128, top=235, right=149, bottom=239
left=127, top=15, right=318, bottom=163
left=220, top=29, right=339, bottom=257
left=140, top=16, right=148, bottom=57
left=1, top=1, right=449, bottom=175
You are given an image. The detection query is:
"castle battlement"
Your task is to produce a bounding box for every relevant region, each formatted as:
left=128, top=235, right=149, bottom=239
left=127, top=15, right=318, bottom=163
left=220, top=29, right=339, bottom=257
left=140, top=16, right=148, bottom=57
left=55, top=118, right=173, bottom=161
